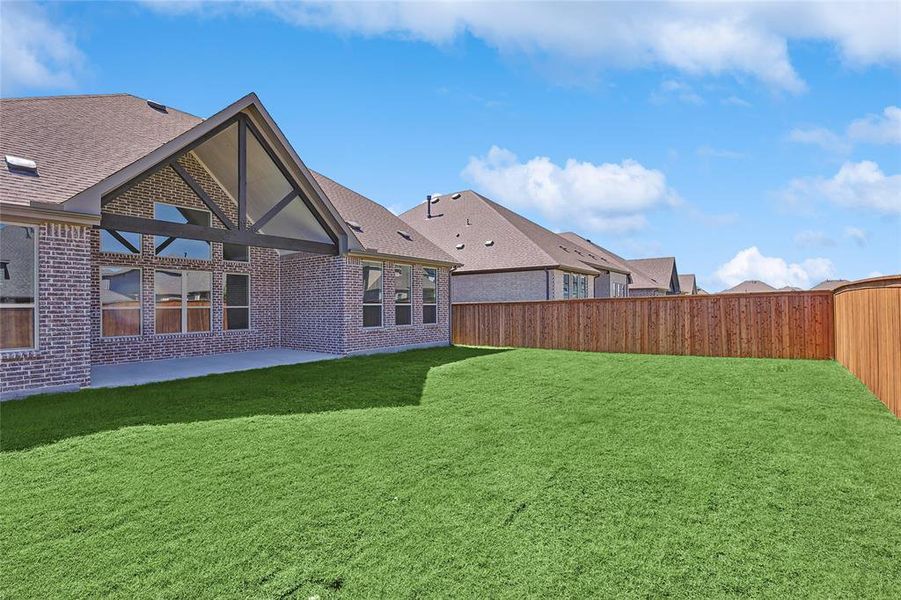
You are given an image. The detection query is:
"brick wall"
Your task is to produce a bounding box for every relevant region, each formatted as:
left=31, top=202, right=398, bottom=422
left=1, top=223, right=92, bottom=396
left=452, top=270, right=549, bottom=302
left=92, top=154, right=280, bottom=364
left=279, top=252, right=345, bottom=354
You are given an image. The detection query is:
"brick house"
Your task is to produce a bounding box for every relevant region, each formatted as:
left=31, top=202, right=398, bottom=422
left=400, top=191, right=621, bottom=302
left=0, top=93, right=457, bottom=397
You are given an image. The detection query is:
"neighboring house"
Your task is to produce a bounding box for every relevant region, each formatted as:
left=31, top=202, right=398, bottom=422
left=721, top=280, right=777, bottom=293
left=558, top=232, right=631, bottom=298
left=678, top=274, right=698, bottom=295
left=626, top=257, right=681, bottom=296
left=400, top=191, right=600, bottom=302
left=810, top=279, right=850, bottom=291
left=0, top=93, right=458, bottom=397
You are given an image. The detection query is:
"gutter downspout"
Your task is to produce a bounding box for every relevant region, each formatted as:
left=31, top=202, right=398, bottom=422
left=448, top=268, right=454, bottom=347
left=545, top=269, right=551, bottom=300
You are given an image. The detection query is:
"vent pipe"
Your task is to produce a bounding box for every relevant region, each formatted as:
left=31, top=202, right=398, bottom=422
left=426, top=194, right=432, bottom=219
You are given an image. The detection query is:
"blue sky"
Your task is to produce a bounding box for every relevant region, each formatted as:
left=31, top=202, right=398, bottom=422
left=2, top=1, right=899, bottom=290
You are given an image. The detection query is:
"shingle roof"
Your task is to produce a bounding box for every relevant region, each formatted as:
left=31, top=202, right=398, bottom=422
left=311, top=172, right=456, bottom=265
left=678, top=273, right=697, bottom=294
left=721, top=280, right=777, bottom=294
left=1, top=93, right=452, bottom=265
left=810, top=279, right=850, bottom=291
left=1, top=94, right=201, bottom=206
left=627, top=257, right=678, bottom=292
left=399, top=191, right=599, bottom=274
left=557, top=232, right=632, bottom=275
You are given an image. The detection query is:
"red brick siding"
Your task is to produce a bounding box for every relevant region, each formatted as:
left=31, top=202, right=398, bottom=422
left=1, top=223, right=91, bottom=395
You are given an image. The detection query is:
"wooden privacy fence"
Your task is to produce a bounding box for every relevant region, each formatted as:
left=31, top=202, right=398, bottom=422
left=834, top=276, right=901, bottom=418
left=453, top=291, right=835, bottom=360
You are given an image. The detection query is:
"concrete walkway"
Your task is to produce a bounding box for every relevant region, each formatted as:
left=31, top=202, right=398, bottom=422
left=91, top=348, right=340, bottom=388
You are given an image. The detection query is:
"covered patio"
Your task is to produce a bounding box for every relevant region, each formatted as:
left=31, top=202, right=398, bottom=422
left=90, top=348, right=339, bottom=388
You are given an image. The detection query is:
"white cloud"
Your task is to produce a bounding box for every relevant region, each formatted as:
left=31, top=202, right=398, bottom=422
left=787, top=127, right=852, bottom=154
left=782, top=161, right=901, bottom=215
left=0, top=2, right=85, bottom=92
left=140, top=1, right=901, bottom=92
left=847, top=106, right=901, bottom=145
left=722, top=95, right=752, bottom=108
left=714, top=246, right=835, bottom=289
left=461, top=146, right=679, bottom=235
left=652, top=79, right=705, bottom=105
left=788, top=106, right=901, bottom=153
left=794, top=230, right=835, bottom=248
left=844, top=226, right=869, bottom=247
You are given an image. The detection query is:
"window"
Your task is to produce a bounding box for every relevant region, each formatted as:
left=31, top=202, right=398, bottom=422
left=0, top=223, right=37, bottom=350
left=580, top=275, right=588, bottom=298
left=154, top=270, right=211, bottom=334
left=222, top=243, right=249, bottom=262
left=422, top=267, right=437, bottom=324
left=362, top=261, right=383, bottom=327
left=154, top=203, right=211, bottom=260
left=101, top=267, right=141, bottom=337
left=224, top=273, right=250, bottom=330
left=563, top=273, right=571, bottom=299
left=100, top=229, right=141, bottom=254
left=394, top=264, right=412, bottom=326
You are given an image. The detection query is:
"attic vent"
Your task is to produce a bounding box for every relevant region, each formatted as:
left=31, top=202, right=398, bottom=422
left=588, top=254, right=597, bottom=259
left=455, top=243, right=465, bottom=250
left=559, top=245, right=569, bottom=252
left=5, top=155, right=37, bottom=175
left=346, top=220, right=363, bottom=231
left=147, top=100, right=168, bottom=112
left=451, top=193, right=461, bottom=199
left=484, top=240, right=494, bottom=247
left=574, top=250, right=583, bottom=256
left=430, top=196, right=440, bottom=204
left=397, top=230, right=412, bottom=240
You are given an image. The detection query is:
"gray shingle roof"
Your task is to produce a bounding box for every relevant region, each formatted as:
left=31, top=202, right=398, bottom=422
left=627, top=257, right=678, bottom=292
left=557, top=232, right=632, bottom=275
left=311, top=172, right=456, bottom=265
left=810, top=279, right=850, bottom=291
left=399, top=191, right=599, bottom=275
left=678, top=274, right=697, bottom=294
left=1, top=94, right=201, bottom=206
left=721, top=280, right=777, bottom=294
left=1, top=93, right=452, bottom=265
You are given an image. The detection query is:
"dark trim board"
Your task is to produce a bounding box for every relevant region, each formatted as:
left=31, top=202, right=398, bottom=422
left=170, top=162, right=236, bottom=230
left=101, top=214, right=337, bottom=255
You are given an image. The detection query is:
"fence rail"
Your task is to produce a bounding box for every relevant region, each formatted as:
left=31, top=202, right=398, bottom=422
left=834, top=277, right=901, bottom=418
left=453, top=291, right=835, bottom=360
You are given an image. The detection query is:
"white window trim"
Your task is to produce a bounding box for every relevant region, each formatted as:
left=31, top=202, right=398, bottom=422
left=362, top=260, right=383, bottom=328
left=422, top=266, right=438, bottom=324
left=0, top=221, right=38, bottom=352
left=222, top=243, right=250, bottom=264
left=394, top=263, right=412, bottom=326
left=154, top=269, right=212, bottom=335
left=153, top=202, right=212, bottom=260
left=223, top=272, right=251, bottom=331
left=100, top=266, right=143, bottom=338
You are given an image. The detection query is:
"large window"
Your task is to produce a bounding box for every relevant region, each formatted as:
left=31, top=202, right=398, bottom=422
left=222, top=243, right=249, bottom=262
left=422, top=267, right=437, bottom=324
left=154, top=270, right=211, bottom=334
left=0, top=223, right=37, bottom=350
left=100, top=229, right=141, bottom=255
left=563, top=273, right=571, bottom=299
left=362, top=261, right=383, bottom=327
left=223, top=273, right=250, bottom=330
left=394, top=264, right=412, bottom=326
left=101, top=267, right=141, bottom=337
left=564, top=273, right=588, bottom=299
left=154, top=203, right=211, bottom=260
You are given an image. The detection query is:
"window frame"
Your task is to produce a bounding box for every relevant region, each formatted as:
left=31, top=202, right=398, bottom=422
left=100, top=266, right=143, bottom=338
left=153, top=202, right=212, bottom=260
left=154, top=269, right=212, bottom=335
left=422, top=266, right=438, bottom=325
left=362, top=260, right=383, bottom=328
left=222, top=243, right=250, bottom=263
left=223, top=272, right=251, bottom=331
left=0, top=221, right=39, bottom=352
left=563, top=273, right=571, bottom=299
left=394, top=263, right=412, bottom=326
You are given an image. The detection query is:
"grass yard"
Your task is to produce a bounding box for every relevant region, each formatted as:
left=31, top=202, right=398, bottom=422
left=2, top=347, right=899, bottom=598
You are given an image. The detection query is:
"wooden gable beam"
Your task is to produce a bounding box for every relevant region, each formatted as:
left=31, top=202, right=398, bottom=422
left=170, top=162, right=236, bottom=230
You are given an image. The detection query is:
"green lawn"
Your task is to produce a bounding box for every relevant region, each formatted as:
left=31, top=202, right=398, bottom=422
left=2, top=347, right=899, bottom=599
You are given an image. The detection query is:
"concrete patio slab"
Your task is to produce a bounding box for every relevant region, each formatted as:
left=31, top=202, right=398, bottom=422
left=90, top=348, right=340, bottom=389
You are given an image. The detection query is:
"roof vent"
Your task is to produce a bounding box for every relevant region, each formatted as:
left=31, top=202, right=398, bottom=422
left=484, top=240, right=494, bottom=247
left=451, top=193, right=462, bottom=199
left=430, top=196, right=440, bottom=204
left=346, top=220, right=363, bottom=231
left=559, top=245, right=569, bottom=252
left=455, top=243, right=465, bottom=250
left=147, top=100, right=168, bottom=112
left=5, top=155, right=37, bottom=175
left=397, top=230, right=412, bottom=240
